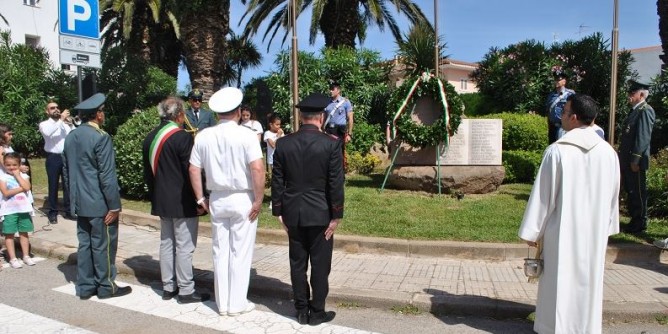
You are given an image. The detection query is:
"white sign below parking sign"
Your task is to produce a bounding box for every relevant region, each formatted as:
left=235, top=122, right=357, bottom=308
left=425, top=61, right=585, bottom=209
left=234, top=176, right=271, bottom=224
left=60, top=49, right=101, bottom=69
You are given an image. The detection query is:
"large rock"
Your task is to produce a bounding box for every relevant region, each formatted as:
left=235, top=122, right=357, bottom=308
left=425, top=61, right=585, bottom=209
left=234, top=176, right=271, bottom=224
left=389, top=166, right=505, bottom=194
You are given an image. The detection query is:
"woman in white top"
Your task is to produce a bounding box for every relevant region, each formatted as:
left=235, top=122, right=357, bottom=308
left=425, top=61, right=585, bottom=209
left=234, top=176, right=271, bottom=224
left=239, top=106, right=263, bottom=142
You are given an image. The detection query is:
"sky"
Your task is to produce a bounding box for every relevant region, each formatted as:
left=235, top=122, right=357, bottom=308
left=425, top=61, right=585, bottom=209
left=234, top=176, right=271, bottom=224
left=177, top=0, right=661, bottom=91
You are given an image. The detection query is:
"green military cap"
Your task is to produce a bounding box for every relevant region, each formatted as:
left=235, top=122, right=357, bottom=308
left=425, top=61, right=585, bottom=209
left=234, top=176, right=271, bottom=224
left=627, top=80, right=650, bottom=93
left=188, top=89, right=204, bottom=100
left=73, top=93, right=106, bottom=116
left=208, top=87, right=243, bottom=113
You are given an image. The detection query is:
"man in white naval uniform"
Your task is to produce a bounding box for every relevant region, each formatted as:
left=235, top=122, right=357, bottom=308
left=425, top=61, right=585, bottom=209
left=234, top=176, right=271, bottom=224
left=518, top=93, right=620, bottom=334
left=188, top=87, right=265, bottom=316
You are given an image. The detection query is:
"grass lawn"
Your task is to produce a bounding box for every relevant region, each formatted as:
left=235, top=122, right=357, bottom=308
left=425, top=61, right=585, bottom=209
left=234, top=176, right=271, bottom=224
left=29, top=158, right=668, bottom=244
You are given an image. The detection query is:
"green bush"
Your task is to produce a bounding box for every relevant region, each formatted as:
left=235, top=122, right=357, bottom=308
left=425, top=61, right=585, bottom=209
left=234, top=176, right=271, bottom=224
left=347, top=152, right=381, bottom=175
left=114, top=107, right=160, bottom=199
left=348, top=121, right=383, bottom=155
left=480, top=112, right=547, bottom=152
left=0, top=31, right=78, bottom=156
left=648, top=148, right=668, bottom=217
left=502, top=150, right=543, bottom=183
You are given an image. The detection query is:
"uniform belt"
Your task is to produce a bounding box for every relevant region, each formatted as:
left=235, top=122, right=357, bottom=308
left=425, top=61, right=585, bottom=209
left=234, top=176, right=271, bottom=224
left=327, top=124, right=346, bottom=129
left=46, top=152, right=62, bottom=155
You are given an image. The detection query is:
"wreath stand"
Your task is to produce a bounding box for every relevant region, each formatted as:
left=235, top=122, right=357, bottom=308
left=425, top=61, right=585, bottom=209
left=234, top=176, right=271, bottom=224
left=380, top=73, right=451, bottom=194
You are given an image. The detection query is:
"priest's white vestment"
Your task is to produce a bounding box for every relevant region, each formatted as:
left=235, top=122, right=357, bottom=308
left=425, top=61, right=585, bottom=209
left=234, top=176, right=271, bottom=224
left=518, top=127, right=620, bottom=334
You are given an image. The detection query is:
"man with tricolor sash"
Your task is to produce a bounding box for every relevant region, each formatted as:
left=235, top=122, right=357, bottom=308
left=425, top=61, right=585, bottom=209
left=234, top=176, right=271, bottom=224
left=142, top=96, right=210, bottom=304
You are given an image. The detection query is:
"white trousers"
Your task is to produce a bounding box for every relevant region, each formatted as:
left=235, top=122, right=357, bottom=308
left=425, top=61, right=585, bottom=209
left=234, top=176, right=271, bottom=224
left=209, top=190, right=257, bottom=314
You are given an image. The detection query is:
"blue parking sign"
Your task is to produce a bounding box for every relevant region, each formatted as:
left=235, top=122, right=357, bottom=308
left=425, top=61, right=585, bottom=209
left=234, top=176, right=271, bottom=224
left=59, top=0, right=100, bottom=39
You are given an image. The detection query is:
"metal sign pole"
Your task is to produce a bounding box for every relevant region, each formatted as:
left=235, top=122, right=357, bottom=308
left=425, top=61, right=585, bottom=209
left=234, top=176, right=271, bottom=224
left=77, top=66, right=83, bottom=103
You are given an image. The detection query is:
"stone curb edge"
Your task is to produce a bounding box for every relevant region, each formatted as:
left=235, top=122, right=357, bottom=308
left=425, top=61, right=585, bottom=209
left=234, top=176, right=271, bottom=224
left=29, top=237, right=668, bottom=322
left=33, top=195, right=666, bottom=263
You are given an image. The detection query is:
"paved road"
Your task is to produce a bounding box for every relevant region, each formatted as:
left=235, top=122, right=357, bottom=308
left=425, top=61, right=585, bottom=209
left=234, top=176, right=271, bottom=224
left=2, top=258, right=667, bottom=333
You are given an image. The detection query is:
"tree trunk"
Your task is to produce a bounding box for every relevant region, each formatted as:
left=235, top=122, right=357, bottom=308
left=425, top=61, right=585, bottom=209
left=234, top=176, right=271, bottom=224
left=319, top=0, right=360, bottom=49
left=180, top=1, right=230, bottom=100
left=659, top=0, right=668, bottom=69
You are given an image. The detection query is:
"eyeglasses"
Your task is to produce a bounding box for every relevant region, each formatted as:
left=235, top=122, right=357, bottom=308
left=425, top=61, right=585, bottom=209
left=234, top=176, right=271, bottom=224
left=49, top=106, right=59, bottom=110
left=191, top=99, right=203, bottom=103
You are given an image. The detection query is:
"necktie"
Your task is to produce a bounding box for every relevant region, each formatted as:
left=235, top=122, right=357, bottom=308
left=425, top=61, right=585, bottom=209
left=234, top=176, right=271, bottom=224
left=194, top=110, right=199, bottom=121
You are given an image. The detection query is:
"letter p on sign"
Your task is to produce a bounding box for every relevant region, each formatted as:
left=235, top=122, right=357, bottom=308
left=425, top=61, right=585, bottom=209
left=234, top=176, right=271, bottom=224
left=67, top=0, right=91, bottom=31
left=59, top=0, right=100, bottom=39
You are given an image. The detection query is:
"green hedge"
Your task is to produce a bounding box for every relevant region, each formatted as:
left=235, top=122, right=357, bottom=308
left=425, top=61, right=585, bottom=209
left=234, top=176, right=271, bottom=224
left=114, top=107, right=160, bottom=199
left=647, top=149, right=668, bottom=217
left=480, top=112, right=547, bottom=152
left=348, top=121, right=383, bottom=155
left=502, top=150, right=543, bottom=184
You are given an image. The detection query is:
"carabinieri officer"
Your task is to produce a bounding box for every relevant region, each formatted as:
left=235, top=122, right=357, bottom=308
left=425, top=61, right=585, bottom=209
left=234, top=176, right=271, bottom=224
left=63, top=93, right=132, bottom=300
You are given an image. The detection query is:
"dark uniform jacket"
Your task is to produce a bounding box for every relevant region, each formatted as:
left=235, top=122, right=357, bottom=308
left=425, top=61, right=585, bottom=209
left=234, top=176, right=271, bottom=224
left=63, top=122, right=121, bottom=217
left=619, top=101, right=656, bottom=170
left=142, top=120, right=198, bottom=218
left=185, top=107, right=217, bottom=132
left=271, top=124, right=344, bottom=227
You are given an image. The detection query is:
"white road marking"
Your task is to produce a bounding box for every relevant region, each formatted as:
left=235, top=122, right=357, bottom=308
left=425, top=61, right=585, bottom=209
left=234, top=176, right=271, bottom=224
left=53, top=282, right=382, bottom=334
left=0, top=303, right=98, bottom=334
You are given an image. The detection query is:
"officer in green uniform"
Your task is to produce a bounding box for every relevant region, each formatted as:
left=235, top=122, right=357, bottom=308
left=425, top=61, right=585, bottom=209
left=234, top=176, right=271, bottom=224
left=63, top=93, right=132, bottom=300
left=619, top=80, right=656, bottom=234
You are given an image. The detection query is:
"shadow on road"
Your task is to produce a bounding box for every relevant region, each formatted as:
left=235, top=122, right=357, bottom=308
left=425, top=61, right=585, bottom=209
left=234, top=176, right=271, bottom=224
left=423, top=288, right=534, bottom=334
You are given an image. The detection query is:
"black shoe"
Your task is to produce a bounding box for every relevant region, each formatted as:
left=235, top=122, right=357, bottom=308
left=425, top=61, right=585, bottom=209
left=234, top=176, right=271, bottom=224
left=297, top=312, right=309, bottom=325
left=63, top=213, right=78, bottom=221
left=162, top=289, right=179, bottom=300
left=309, top=311, right=335, bottom=326
left=79, top=291, right=96, bottom=300
left=98, top=286, right=132, bottom=299
left=177, top=292, right=210, bottom=304
left=48, top=217, right=58, bottom=225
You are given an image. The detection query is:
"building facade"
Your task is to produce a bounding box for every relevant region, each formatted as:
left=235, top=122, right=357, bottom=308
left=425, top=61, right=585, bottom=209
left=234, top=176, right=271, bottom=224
left=0, top=0, right=68, bottom=70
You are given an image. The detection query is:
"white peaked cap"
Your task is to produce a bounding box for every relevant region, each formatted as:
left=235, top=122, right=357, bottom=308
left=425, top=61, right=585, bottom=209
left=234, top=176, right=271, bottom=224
left=208, top=87, right=244, bottom=113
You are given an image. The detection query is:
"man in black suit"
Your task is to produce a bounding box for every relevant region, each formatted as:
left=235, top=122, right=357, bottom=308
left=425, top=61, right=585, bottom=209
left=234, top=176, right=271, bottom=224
left=142, top=96, right=210, bottom=304
left=271, top=93, right=345, bottom=326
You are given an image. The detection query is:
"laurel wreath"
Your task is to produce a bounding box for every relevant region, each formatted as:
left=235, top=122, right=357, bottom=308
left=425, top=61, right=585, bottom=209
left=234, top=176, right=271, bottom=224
left=388, top=74, right=464, bottom=148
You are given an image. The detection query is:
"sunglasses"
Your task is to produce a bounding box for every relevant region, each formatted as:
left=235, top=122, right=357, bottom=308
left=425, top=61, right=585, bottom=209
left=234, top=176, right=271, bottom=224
left=191, top=98, right=203, bottom=102
left=49, top=106, right=59, bottom=110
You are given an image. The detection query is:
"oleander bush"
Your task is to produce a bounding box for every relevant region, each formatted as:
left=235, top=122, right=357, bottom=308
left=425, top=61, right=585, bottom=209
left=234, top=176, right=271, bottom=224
left=647, top=148, right=668, bottom=217
left=113, top=107, right=160, bottom=199
left=347, top=152, right=381, bottom=175
left=479, top=112, right=547, bottom=152
left=502, top=150, right=543, bottom=184
left=348, top=121, right=383, bottom=155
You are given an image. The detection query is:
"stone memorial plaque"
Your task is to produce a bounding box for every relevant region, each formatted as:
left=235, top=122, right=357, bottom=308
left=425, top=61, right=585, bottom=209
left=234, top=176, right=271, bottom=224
left=438, top=119, right=502, bottom=165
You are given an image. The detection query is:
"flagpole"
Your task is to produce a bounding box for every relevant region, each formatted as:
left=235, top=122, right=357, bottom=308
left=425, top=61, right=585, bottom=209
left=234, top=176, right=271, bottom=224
left=290, top=0, right=300, bottom=131
left=608, top=0, right=619, bottom=145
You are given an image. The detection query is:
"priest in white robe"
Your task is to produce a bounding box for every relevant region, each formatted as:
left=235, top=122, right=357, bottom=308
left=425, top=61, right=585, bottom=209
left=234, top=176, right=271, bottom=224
left=518, top=93, right=620, bottom=334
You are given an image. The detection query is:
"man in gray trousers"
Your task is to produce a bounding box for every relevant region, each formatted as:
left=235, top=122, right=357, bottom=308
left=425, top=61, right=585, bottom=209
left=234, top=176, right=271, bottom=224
left=142, top=96, right=210, bottom=303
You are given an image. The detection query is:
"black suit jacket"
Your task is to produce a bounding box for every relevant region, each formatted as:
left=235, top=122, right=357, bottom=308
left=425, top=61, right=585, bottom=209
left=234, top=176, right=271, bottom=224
left=142, top=120, right=198, bottom=218
left=271, top=124, right=344, bottom=227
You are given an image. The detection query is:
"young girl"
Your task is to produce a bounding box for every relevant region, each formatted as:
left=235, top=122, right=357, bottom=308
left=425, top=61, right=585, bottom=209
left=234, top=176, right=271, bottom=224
left=264, top=114, right=283, bottom=170
left=1, top=153, right=35, bottom=268
left=240, top=106, right=263, bottom=142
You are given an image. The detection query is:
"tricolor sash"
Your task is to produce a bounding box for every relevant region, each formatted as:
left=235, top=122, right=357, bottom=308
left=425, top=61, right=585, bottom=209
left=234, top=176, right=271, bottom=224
left=149, top=121, right=181, bottom=175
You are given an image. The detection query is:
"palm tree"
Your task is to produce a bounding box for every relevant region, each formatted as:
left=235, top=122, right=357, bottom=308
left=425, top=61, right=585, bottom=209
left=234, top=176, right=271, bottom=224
left=0, top=12, right=8, bottom=26
left=226, top=32, right=263, bottom=88
left=659, top=0, right=668, bottom=69
left=100, top=0, right=181, bottom=77
left=240, top=0, right=431, bottom=50
left=102, top=1, right=231, bottom=97
left=395, top=21, right=446, bottom=77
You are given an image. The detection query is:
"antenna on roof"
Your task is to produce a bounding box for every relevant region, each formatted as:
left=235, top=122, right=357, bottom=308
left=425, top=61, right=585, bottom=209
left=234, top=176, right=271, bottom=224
left=577, top=24, right=591, bottom=36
